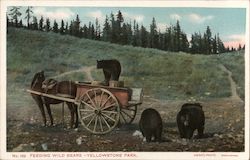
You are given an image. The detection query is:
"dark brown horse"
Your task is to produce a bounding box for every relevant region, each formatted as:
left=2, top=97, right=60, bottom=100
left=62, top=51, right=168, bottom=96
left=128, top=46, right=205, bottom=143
left=30, top=71, right=78, bottom=128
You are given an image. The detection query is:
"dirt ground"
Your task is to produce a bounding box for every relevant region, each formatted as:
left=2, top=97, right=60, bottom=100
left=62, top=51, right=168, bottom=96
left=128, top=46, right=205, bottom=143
left=7, top=95, right=244, bottom=152
left=6, top=65, right=245, bottom=152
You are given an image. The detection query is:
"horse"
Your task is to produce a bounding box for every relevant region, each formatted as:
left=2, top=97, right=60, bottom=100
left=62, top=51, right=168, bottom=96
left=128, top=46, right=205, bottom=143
left=30, top=71, right=78, bottom=128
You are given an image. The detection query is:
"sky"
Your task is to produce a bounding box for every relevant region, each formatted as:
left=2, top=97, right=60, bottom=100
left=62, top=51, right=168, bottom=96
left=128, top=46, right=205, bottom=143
left=10, top=6, right=246, bottom=48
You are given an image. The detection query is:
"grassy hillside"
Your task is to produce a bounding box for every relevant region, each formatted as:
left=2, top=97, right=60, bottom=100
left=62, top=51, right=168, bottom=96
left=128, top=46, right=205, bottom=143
left=7, top=27, right=245, bottom=104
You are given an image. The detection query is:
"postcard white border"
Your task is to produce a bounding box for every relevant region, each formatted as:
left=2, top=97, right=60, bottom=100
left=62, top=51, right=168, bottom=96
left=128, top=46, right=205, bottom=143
left=0, top=0, right=249, bottom=160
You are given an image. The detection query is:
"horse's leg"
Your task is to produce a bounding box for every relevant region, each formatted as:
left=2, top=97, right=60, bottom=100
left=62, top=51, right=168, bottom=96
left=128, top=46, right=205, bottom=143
left=74, top=104, right=79, bottom=128
left=67, top=102, right=74, bottom=128
left=35, top=97, right=46, bottom=126
left=45, top=103, right=53, bottom=126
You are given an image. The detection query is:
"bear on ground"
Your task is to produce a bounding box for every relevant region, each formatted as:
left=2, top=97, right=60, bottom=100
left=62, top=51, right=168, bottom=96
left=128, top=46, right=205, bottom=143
left=96, top=59, right=121, bottom=86
left=176, top=103, right=205, bottom=139
left=139, top=108, right=163, bottom=142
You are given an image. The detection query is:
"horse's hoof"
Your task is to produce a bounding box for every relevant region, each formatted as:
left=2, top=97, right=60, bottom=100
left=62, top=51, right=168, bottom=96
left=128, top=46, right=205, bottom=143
left=74, top=128, right=79, bottom=132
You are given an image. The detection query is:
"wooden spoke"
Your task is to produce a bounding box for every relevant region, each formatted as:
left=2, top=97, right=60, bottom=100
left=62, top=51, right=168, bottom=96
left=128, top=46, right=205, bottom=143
left=101, top=110, right=119, bottom=114
left=121, top=109, right=133, bottom=119
left=100, top=114, right=111, bottom=129
left=93, top=90, right=97, bottom=106
left=81, top=113, right=94, bottom=120
left=93, top=116, right=98, bottom=132
left=102, top=112, right=116, bottom=122
left=86, top=114, right=97, bottom=127
left=98, top=116, right=103, bottom=132
left=79, top=109, right=94, bottom=112
left=81, top=100, right=95, bottom=110
left=120, top=111, right=128, bottom=123
left=99, top=91, right=104, bottom=107
left=86, top=92, right=97, bottom=108
left=100, top=95, right=112, bottom=108
left=101, top=103, right=117, bottom=110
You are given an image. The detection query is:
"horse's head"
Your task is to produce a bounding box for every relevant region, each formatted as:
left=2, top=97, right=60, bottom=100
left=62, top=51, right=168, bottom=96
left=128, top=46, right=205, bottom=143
left=31, top=71, right=45, bottom=88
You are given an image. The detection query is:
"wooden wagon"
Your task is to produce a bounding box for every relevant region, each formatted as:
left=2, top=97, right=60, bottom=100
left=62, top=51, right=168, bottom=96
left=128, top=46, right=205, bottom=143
left=27, top=81, right=143, bottom=134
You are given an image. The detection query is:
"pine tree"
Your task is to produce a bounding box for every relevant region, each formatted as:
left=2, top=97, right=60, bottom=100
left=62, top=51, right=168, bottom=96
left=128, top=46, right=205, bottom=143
left=110, top=12, right=117, bottom=43
left=82, top=24, right=88, bottom=38
left=95, top=18, right=101, bottom=40
left=60, top=20, right=65, bottom=34
left=72, top=14, right=80, bottom=37
left=212, top=35, right=218, bottom=54
left=217, top=33, right=225, bottom=53
left=149, top=17, right=158, bottom=48
left=52, top=20, right=58, bottom=33
left=238, top=44, right=242, bottom=51
left=175, top=20, right=181, bottom=51
left=140, top=25, right=148, bottom=48
left=45, top=18, right=50, bottom=32
left=39, top=16, right=44, bottom=31
left=204, top=26, right=212, bottom=54
left=19, top=19, right=23, bottom=28
left=65, top=22, right=69, bottom=34
left=116, top=10, right=124, bottom=44
left=25, top=7, right=33, bottom=29
left=32, top=16, right=38, bottom=30
left=9, top=7, right=22, bottom=27
left=103, top=15, right=111, bottom=42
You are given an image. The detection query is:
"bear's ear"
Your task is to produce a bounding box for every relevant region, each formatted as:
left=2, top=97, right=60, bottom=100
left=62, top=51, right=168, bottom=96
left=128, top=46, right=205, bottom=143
left=40, top=70, right=44, bottom=75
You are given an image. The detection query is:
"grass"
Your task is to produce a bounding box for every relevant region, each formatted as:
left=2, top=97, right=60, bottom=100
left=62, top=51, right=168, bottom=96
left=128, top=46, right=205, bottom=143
left=7, top=27, right=245, bottom=107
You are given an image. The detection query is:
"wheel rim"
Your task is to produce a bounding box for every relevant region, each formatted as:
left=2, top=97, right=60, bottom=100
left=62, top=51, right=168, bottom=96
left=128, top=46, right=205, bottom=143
left=78, top=88, right=120, bottom=134
left=120, top=105, right=137, bottom=124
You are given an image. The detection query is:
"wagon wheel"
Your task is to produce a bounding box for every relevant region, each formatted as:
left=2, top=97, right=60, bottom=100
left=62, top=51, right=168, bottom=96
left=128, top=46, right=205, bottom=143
left=119, top=105, right=137, bottom=124
left=77, top=88, right=120, bottom=134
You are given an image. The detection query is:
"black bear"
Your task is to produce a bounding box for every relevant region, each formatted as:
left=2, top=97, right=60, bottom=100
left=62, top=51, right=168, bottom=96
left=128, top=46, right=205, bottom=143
left=176, top=103, right=205, bottom=139
left=139, top=108, right=163, bottom=142
left=96, top=59, right=121, bottom=86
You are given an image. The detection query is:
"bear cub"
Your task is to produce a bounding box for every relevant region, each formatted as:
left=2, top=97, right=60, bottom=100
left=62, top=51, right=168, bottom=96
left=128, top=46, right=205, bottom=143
left=96, top=59, right=121, bottom=86
left=139, top=108, right=163, bottom=142
left=176, top=103, right=205, bottom=139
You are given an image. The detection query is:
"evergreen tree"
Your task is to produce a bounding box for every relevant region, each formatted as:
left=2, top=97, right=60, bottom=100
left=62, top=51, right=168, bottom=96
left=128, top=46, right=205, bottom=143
left=25, top=7, right=33, bottom=29
left=175, top=20, right=181, bottom=51
left=82, top=24, right=88, bottom=38
left=60, top=20, right=65, bottom=34
left=95, top=18, right=101, bottom=40
left=149, top=17, right=158, bottom=48
left=103, top=15, right=111, bottom=42
left=52, top=20, right=58, bottom=33
left=31, top=16, right=38, bottom=30
left=65, top=22, right=69, bottom=34
left=110, top=12, right=117, bottom=43
left=45, top=18, right=50, bottom=32
left=9, top=7, right=22, bottom=27
left=217, top=33, right=225, bottom=53
left=72, top=14, right=80, bottom=37
left=116, top=10, right=124, bottom=44
left=19, top=19, right=23, bottom=28
left=140, top=25, right=148, bottom=48
left=126, top=22, right=133, bottom=45
left=212, top=35, right=218, bottom=54
left=238, top=44, right=242, bottom=51
left=204, top=26, right=212, bottom=54
left=180, top=32, right=189, bottom=52
left=39, top=16, right=44, bottom=31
